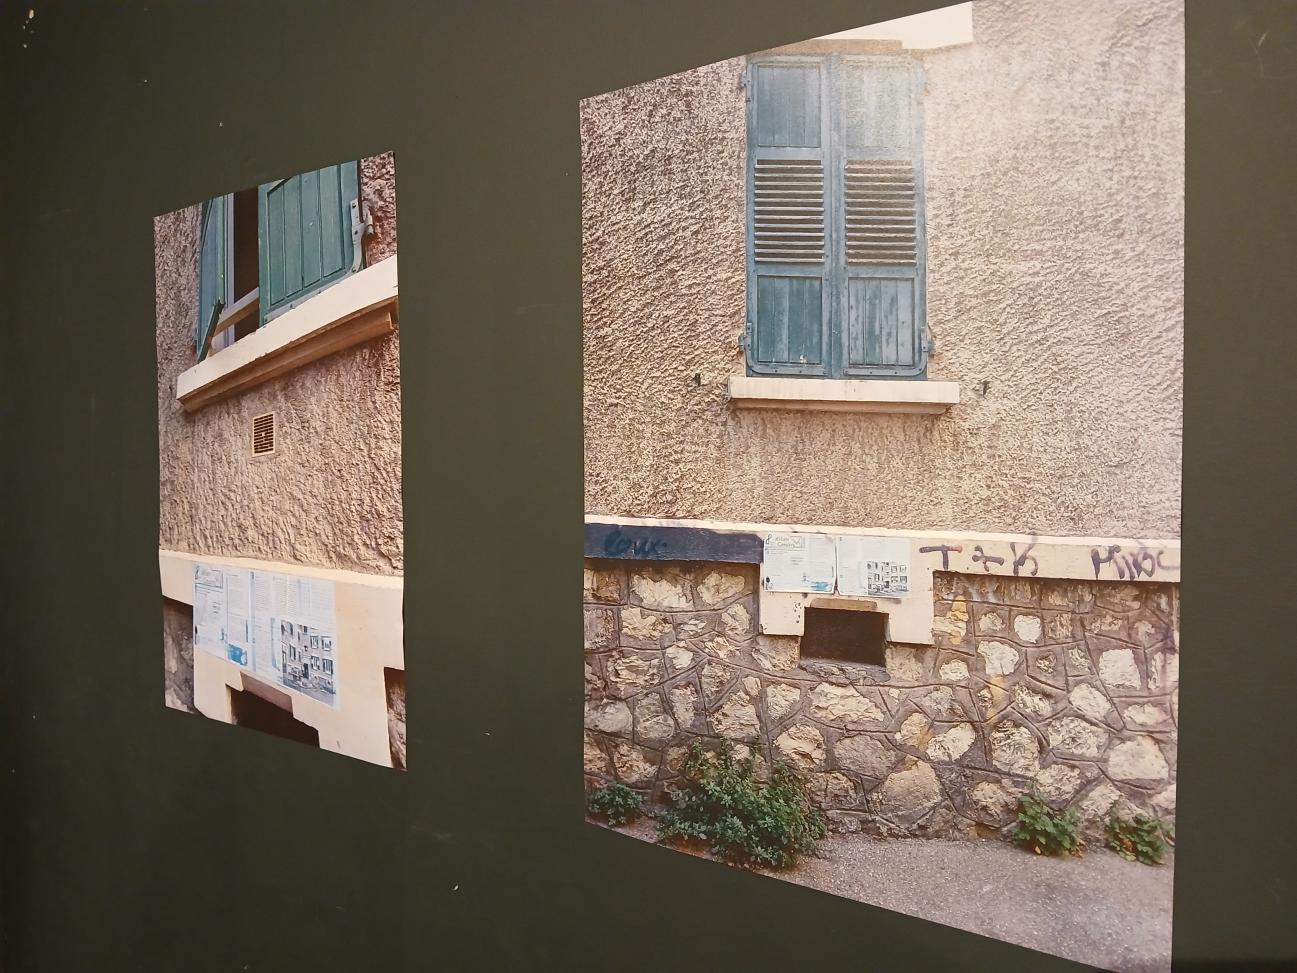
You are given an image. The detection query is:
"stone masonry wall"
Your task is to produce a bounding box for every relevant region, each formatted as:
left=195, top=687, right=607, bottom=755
left=163, top=597, right=197, bottom=714
left=584, top=560, right=1178, bottom=838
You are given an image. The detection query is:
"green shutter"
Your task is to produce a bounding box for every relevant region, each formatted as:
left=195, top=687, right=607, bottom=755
left=196, top=195, right=228, bottom=360
left=746, top=59, right=831, bottom=375
left=258, top=161, right=360, bottom=323
left=745, top=54, right=927, bottom=379
left=836, top=57, right=926, bottom=377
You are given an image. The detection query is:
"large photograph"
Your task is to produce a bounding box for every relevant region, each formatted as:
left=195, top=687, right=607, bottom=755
left=157, top=152, right=405, bottom=769
left=582, top=3, right=1182, bottom=969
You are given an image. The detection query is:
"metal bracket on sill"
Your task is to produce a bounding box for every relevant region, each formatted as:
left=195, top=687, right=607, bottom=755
left=350, top=200, right=373, bottom=274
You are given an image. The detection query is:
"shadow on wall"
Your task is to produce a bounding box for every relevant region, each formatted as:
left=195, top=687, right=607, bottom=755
left=230, top=687, right=322, bottom=748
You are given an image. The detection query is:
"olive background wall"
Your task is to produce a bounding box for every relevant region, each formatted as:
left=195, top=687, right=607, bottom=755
left=1, top=1, right=1294, bottom=971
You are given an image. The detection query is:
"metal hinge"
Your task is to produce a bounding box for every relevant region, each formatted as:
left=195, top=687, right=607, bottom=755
left=349, top=199, right=373, bottom=273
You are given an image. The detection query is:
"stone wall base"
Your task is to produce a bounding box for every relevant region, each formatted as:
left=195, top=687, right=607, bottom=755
left=584, top=560, right=1178, bottom=839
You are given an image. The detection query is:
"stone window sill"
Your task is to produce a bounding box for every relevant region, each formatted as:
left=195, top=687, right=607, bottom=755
left=728, top=375, right=959, bottom=415
left=176, top=256, right=398, bottom=413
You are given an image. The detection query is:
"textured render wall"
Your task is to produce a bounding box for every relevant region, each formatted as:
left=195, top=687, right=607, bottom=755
left=581, top=0, right=1184, bottom=538
left=362, top=150, right=399, bottom=266
left=155, top=154, right=403, bottom=575
left=584, top=560, right=1178, bottom=837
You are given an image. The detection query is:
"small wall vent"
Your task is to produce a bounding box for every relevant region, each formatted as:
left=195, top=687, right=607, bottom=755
left=251, top=412, right=275, bottom=455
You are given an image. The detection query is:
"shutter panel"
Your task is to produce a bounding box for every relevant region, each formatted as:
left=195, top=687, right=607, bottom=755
left=196, top=195, right=228, bottom=360
left=258, top=161, right=359, bottom=323
left=747, top=60, right=830, bottom=375
left=836, top=57, right=926, bottom=377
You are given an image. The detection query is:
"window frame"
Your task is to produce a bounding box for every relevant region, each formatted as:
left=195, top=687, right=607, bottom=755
left=744, top=53, right=929, bottom=381
left=196, top=161, right=364, bottom=360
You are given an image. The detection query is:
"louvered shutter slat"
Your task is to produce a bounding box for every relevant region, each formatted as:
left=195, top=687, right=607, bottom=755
left=838, top=58, right=926, bottom=375
left=747, top=62, right=830, bottom=374
left=196, top=196, right=227, bottom=360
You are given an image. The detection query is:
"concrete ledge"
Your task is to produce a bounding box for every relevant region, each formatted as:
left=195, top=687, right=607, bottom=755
left=176, top=256, right=398, bottom=413
left=728, top=375, right=960, bottom=414
left=584, top=514, right=1181, bottom=645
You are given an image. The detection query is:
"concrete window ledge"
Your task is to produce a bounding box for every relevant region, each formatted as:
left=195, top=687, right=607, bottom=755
left=176, top=256, right=398, bottom=413
left=728, top=375, right=959, bottom=414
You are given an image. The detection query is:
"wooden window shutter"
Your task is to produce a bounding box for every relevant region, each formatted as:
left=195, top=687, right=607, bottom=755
left=746, top=60, right=831, bottom=376
left=257, top=161, right=361, bottom=323
left=835, top=57, right=926, bottom=377
left=196, top=195, right=228, bottom=360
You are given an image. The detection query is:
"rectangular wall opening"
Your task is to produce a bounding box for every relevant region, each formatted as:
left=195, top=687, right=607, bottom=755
left=229, top=686, right=321, bottom=748
left=800, top=606, right=887, bottom=666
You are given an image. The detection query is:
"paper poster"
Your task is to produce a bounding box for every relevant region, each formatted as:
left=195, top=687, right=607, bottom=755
left=837, top=535, right=911, bottom=598
left=192, top=562, right=340, bottom=707
left=193, top=564, right=229, bottom=659
left=278, top=575, right=338, bottom=705
left=762, top=532, right=837, bottom=593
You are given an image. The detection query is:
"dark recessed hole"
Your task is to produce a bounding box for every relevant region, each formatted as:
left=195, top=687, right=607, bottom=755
left=229, top=686, right=320, bottom=748
left=800, top=607, right=887, bottom=666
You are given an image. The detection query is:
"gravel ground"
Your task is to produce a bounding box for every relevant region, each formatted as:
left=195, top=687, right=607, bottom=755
left=603, top=818, right=1173, bottom=973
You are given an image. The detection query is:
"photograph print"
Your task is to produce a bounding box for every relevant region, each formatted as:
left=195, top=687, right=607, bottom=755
left=582, top=3, right=1182, bottom=970
left=157, top=152, right=407, bottom=769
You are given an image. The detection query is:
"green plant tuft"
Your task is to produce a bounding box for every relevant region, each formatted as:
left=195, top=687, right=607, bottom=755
left=1011, top=786, right=1084, bottom=857
left=654, top=741, right=827, bottom=870
left=1105, top=808, right=1173, bottom=865
left=588, top=783, right=644, bottom=828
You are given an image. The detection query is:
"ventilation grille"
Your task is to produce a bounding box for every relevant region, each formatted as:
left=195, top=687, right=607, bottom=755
left=753, top=159, right=825, bottom=263
left=252, top=412, right=275, bottom=455
left=844, top=160, right=917, bottom=265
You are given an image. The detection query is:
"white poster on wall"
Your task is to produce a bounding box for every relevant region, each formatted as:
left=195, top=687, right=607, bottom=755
left=837, top=535, right=912, bottom=598
left=762, top=532, right=837, bottom=593
left=192, top=562, right=340, bottom=707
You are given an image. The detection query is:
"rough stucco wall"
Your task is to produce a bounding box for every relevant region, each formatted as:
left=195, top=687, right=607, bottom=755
left=156, top=205, right=203, bottom=554
left=581, top=0, right=1183, bottom=538
left=584, top=560, right=1178, bottom=838
left=362, top=150, right=398, bottom=265
left=155, top=154, right=403, bottom=575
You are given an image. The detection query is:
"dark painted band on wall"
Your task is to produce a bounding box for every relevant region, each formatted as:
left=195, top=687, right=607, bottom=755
left=585, top=521, right=764, bottom=564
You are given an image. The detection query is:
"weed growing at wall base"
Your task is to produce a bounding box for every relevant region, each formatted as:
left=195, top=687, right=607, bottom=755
left=1105, top=808, right=1173, bottom=865
left=588, top=783, right=644, bottom=827
left=655, top=742, right=827, bottom=870
left=1012, top=786, right=1084, bottom=857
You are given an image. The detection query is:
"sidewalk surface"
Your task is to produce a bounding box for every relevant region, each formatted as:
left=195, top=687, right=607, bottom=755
left=604, top=818, right=1173, bottom=973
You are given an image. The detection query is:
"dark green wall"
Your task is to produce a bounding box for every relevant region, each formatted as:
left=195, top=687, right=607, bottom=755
left=1, top=1, right=1295, bottom=969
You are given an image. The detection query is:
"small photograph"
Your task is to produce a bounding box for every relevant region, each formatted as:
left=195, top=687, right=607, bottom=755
left=582, top=3, right=1181, bottom=970
left=281, top=620, right=336, bottom=704
left=158, top=152, right=405, bottom=769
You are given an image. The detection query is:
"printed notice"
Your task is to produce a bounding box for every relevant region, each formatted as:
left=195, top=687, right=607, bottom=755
left=762, top=532, right=837, bottom=593
left=837, top=535, right=911, bottom=598
left=192, top=562, right=340, bottom=707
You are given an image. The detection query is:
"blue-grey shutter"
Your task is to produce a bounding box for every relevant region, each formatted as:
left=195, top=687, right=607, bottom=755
left=746, top=59, right=831, bottom=376
left=258, top=161, right=360, bottom=323
left=196, top=195, right=228, bottom=359
left=836, top=57, right=926, bottom=377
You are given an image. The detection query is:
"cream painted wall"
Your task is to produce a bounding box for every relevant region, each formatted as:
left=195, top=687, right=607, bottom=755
left=160, top=551, right=404, bottom=767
